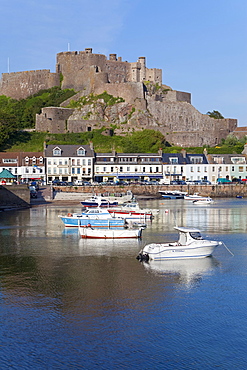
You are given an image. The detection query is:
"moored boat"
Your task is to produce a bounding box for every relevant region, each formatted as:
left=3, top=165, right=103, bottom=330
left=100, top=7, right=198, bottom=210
left=81, top=190, right=133, bottom=207
left=79, top=226, right=143, bottom=239
left=59, top=208, right=126, bottom=228
left=159, top=190, right=187, bottom=199
left=184, top=193, right=207, bottom=201
left=193, top=197, right=214, bottom=205
left=108, top=201, right=159, bottom=220
left=136, top=226, right=221, bottom=261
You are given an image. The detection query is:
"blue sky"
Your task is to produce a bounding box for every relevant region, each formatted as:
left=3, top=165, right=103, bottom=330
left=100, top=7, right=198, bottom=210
left=1, top=0, right=246, bottom=126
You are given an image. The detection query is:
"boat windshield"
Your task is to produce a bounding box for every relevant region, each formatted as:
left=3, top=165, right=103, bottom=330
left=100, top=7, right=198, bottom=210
left=189, top=232, right=202, bottom=240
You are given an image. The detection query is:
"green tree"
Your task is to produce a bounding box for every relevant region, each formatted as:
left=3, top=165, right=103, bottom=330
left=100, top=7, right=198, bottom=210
left=206, top=110, right=224, bottom=119
left=0, top=111, right=17, bottom=149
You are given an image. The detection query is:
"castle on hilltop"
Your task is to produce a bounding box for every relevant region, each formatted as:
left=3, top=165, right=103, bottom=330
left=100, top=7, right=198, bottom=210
left=0, top=48, right=238, bottom=147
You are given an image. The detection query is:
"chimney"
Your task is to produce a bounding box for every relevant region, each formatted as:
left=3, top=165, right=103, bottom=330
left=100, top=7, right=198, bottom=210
left=181, top=149, right=187, bottom=158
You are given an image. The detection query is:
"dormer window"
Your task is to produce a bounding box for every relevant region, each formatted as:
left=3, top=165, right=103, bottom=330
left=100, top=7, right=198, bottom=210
left=53, top=147, right=61, bottom=156
left=32, top=156, right=36, bottom=163
left=77, top=147, right=85, bottom=156
left=231, top=157, right=245, bottom=164
left=39, top=156, right=43, bottom=164
left=169, top=157, right=178, bottom=164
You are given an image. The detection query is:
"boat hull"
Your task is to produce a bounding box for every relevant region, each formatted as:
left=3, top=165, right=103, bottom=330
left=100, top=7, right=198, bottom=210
left=138, top=241, right=219, bottom=260
left=60, top=216, right=125, bottom=228
left=79, top=227, right=142, bottom=239
left=108, top=210, right=152, bottom=219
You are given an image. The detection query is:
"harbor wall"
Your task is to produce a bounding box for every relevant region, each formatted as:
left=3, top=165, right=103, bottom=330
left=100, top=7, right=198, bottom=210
left=0, top=185, right=30, bottom=210
left=52, top=184, right=247, bottom=198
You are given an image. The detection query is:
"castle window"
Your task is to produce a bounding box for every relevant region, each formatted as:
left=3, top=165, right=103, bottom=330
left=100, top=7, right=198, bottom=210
left=53, top=147, right=61, bottom=156
left=77, top=147, right=85, bottom=156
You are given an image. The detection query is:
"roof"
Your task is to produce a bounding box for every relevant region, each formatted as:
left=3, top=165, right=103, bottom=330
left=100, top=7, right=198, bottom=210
left=0, top=169, right=16, bottom=178
left=174, top=226, right=201, bottom=233
left=44, top=144, right=94, bottom=157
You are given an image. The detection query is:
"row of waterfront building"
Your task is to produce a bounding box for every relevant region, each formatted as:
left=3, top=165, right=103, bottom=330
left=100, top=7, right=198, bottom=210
left=1, top=144, right=247, bottom=185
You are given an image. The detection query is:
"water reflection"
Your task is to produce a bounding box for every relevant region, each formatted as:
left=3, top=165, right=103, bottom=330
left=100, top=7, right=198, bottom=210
left=79, top=237, right=142, bottom=257
left=141, top=198, right=247, bottom=233
left=141, top=256, right=219, bottom=287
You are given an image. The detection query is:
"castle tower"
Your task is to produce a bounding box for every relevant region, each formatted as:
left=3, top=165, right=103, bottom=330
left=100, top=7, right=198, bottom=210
left=138, top=57, right=146, bottom=82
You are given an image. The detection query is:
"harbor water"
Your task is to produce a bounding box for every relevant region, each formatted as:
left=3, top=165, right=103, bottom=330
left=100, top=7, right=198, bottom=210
left=0, top=198, right=247, bottom=369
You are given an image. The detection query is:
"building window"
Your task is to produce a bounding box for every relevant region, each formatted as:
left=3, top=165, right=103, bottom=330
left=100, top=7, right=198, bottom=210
left=143, top=167, right=145, bottom=172
left=88, top=159, right=91, bottom=166
left=103, top=167, right=106, bottom=172
left=239, top=166, right=244, bottom=172
left=212, top=167, right=215, bottom=172
left=48, top=168, right=51, bottom=174
left=77, top=168, right=80, bottom=174
left=156, top=167, right=159, bottom=173
left=77, top=147, right=85, bottom=156
left=72, top=168, right=75, bottom=174
left=127, top=167, right=130, bottom=172
left=59, top=159, right=63, bottom=165
left=77, top=159, right=80, bottom=165
left=197, top=167, right=200, bottom=172
left=48, top=160, right=51, bottom=165
left=59, top=168, right=62, bottom=174
left=3, top=159, right=17, bottom=163
left=232, top=166, right=235, bottom=171
left=120, top=167, right=123, bottom=172
left=169, top=157, right=178, bottom=164
left=191, top=167, right=193, bottom=172
left=53, top=147, right=61, bottom=156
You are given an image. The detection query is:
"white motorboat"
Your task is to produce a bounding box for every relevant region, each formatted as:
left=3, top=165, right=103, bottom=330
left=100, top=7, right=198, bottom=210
left=184, top=193, right=207, bottom=201
left=79, top=226, right=143, bottom=239
left=136, top=226, right=221, bottom=261
left=81, top=190, right=133, bottom=207
left=159, top=190, right=187, bottom=199
left=193, top=197, right=214, bottom=205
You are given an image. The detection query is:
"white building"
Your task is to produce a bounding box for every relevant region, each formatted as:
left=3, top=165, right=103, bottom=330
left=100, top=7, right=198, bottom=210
left=44, top=144, right=95, bottom=184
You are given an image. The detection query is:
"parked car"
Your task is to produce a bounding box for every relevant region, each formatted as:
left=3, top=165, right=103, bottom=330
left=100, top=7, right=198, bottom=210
left=217, top=178, right=232, bottom=184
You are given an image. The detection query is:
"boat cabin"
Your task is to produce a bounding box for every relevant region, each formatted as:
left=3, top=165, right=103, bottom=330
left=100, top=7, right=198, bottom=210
left=174, top=227, right=203, bottom=245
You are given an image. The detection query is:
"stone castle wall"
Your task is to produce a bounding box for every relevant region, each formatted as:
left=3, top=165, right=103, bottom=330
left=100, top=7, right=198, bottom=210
left=0, top=70, right=59, bottom=99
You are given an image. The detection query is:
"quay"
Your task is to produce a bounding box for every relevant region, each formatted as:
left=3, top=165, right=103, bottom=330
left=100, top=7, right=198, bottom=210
left=0, top=183, right=246, bottom=211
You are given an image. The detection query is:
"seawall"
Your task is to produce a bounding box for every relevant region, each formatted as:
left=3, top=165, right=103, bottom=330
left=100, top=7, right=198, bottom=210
left=0, top=185, right=30, bottom=211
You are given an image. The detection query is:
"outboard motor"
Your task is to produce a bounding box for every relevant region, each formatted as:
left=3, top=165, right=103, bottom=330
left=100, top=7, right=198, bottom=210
left=136, top=252, right=149, bottom=262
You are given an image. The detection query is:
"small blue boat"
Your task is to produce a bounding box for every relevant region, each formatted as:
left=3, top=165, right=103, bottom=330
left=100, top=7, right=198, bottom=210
left=59, top=208, right=125, bottom=228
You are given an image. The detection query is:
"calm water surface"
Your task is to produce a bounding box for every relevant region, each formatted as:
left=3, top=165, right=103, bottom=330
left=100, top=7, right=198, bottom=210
left=0, top=198, right=247, bottom=369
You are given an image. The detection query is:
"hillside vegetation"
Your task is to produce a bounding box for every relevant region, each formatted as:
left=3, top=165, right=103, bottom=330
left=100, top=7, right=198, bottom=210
left=0, top=87, right=246, bottom=154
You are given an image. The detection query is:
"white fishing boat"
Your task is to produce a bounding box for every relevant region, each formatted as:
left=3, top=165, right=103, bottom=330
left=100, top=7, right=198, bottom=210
left=184, top=193, right=207, bottom=201
left=193, top=197, right=214, bottom=205
left=159, top=190, right=187, bottom=199
left=81, top=190, right=133, bottom=207
left=79, top=226, right=143, bottom=239
left=108, top=201, right=159, bottom=220
left=136, top=226, right=221, bottom=261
